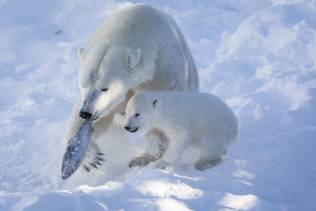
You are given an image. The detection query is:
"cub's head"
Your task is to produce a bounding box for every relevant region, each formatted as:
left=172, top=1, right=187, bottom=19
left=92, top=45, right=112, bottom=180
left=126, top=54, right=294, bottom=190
left=77, top=45, right=155, bottom=121
left=124, top=93, right=160, bottom=133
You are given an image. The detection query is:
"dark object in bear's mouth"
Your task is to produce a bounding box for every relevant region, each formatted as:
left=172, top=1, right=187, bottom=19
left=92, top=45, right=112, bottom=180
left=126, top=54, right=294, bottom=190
left=61, top=120, right=93, bottom=180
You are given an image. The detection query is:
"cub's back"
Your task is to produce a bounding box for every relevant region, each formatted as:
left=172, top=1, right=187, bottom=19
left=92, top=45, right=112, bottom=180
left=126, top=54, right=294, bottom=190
left=157, top=91, right=232, bottom=116
left=144, top=91, right=237, bottom=137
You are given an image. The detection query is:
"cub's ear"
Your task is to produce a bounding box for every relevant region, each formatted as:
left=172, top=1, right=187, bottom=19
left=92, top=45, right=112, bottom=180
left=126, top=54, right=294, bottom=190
left=77, top=47, right=86, bottom=58
left=127, top=48, right=142, bottom=70
left=152, top=98, right=159, bottom=108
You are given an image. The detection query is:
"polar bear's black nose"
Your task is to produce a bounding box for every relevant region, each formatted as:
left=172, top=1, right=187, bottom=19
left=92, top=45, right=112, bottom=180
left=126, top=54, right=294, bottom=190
left=124, top=126, right=130, bottom=131
left=79, top=111, right=92, bottom=120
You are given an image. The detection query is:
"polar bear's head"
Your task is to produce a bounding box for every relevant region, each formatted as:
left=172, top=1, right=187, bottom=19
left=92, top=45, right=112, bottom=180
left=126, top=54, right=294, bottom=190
left=124, top=92, right=160, bottom=133
left=77, top=45, right=156, bottom=121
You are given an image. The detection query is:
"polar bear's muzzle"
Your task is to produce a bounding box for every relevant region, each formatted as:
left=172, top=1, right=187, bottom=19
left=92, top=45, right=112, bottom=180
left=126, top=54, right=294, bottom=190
left=80, top=81, right=127, bottom=121
left=79, top=111, right=92, bottom=120
left=80, top=90, right=99, bottom=120
left=79, top=109, right=100, bottom=121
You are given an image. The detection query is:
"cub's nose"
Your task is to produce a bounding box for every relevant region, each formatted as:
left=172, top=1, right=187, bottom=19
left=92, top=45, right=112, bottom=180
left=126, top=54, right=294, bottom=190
left=124, top=126, right=130, bottom=131
left=79, top=111, right=92, bottom=120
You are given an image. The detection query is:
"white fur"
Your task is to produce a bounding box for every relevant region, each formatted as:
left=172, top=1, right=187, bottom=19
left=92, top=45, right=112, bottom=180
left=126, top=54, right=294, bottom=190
left=64, top=4, right=199, bottom=167
left=124, top=91, right=238, bottom=169
left=75, top=4, right=199, bottom=120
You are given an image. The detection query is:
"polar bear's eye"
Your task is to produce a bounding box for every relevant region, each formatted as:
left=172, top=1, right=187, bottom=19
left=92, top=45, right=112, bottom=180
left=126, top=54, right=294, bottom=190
left=135, top=113, right=140, bottom=117
left=101, top=88, right=108, bottom=92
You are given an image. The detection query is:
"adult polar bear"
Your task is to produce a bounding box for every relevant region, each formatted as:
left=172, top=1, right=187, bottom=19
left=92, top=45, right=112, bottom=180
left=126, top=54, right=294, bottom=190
left=64, top=4, right=199, bottom=172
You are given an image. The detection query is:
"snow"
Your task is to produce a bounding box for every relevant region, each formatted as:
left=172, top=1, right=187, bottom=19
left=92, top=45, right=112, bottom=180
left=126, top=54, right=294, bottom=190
left=1, top=0, right=316, bottom=210
left=218, top=193, right=259, bottom=210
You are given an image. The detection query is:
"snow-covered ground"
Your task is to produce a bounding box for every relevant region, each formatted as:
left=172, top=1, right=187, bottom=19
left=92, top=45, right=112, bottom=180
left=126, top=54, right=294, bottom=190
left=1, top=0, right=316, bottom=210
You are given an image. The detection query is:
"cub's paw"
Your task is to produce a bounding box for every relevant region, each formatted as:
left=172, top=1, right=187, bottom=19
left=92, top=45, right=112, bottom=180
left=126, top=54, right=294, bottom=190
left=128, top=157, right=148, bottom=168
left=128, top=154, right=157, bottom=168
left=194, top=158, right=222, bottom=171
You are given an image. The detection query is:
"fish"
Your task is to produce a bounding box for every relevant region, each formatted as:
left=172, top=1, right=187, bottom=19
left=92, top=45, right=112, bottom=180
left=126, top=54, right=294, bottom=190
left=61, top=120, right=93, bottom=180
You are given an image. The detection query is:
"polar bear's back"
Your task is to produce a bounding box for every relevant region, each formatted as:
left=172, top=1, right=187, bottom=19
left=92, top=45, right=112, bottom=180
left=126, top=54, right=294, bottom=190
left=88, top=4, right=198, bottom=91
left=89, top=4, right=165, bottom=45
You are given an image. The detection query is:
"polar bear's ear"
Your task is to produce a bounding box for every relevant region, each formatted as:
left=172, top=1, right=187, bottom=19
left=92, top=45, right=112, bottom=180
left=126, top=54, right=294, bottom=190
left=152, top=98, right=159, bottom=108
left=77, top=47, right=86, bottom=58
left=127, top=48, right=142, bottom=70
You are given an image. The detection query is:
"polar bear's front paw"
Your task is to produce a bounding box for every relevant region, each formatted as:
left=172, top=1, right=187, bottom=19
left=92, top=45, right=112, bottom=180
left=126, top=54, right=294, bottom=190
left=128, top=154, right=157, bottom=168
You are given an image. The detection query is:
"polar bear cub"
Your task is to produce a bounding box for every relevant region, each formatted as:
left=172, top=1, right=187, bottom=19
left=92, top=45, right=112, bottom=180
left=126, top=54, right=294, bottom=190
left=124, top=91, right=238, bottom=170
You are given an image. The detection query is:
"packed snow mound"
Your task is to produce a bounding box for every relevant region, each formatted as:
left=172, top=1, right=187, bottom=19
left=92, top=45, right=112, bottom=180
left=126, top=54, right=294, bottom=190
left=0, top=0, right=316, bottom=210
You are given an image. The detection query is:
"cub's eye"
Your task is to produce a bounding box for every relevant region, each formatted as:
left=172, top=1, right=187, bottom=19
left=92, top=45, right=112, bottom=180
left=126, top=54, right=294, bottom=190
left=135, top=113, right=140, bottom=117
left=101, top=88, right=108, bottom=92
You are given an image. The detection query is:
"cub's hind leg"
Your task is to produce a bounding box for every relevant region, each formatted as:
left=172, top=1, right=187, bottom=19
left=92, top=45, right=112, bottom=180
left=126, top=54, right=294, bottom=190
left=194, top=138, right=225, bottom=171
left=194, top=155, right=223, bottom=171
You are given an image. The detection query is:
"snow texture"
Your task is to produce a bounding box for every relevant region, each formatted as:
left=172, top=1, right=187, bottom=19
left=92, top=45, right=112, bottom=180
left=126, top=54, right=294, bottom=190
left=0, top=0, right=316, bottom=210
